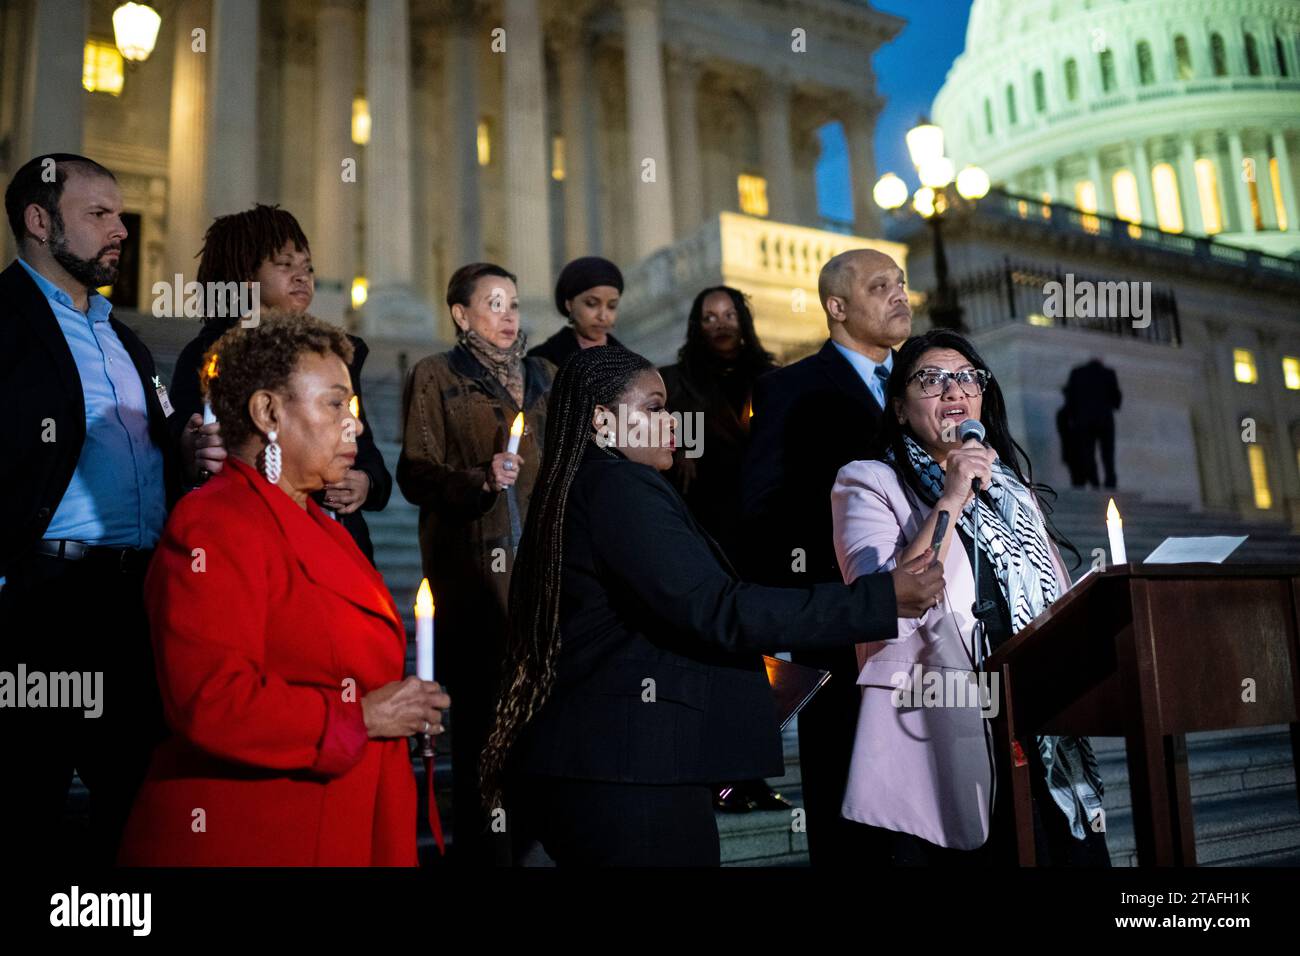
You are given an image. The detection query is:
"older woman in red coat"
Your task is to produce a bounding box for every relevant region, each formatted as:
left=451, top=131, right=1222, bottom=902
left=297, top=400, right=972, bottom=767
left=118, top=314, right=449, bottom=866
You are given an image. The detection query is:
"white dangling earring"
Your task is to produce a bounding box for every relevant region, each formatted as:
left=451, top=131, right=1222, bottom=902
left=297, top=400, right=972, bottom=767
left=263, top=430, right=282, bottom=484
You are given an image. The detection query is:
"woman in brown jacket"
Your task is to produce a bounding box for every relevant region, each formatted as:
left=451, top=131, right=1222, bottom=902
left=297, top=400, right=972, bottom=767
left=397, top=262, right=554, bottom=865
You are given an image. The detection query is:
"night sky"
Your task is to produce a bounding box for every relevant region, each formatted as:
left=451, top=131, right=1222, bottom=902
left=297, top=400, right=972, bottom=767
left=817, top=0, right=975, bottom=224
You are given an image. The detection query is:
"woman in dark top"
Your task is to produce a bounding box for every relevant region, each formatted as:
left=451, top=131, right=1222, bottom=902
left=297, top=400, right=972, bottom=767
left=831, top=328, right=1108, bottom=866
left=526, top=256, right=625, bottom=369
left=660, top=286, right=784, bottom=813
left=480, top=346, right=945, bottom=866
left=171, top=205, right=390, bottom=563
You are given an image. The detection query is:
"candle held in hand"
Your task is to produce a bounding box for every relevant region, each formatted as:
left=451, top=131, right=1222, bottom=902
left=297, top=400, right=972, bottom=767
left=506, top=412, right=524, bottom=456
left=202, top=401, right=216, bottom=425
left=1106, top=498, right=1127, bottom=566
left=415, top=578, right=435, bottom=682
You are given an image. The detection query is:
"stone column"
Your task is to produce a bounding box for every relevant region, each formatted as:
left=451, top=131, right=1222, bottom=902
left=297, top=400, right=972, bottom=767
left=166, top=0, right=211, bottom=282
left=1270, top=130, right=1299, bottom=232
left=842, top=96, right=881, bottom=237
left=206, top=0, right=260, bottom=216
left=443, top=0, right=482, bottom=272
left=1227, top=130, right=1257, bottom=233
left=1042, top=161, right=1060, bottom=202
left=553, top=13, right=595, bottom=260
left=666, top=51, right=704, bottom=236
left=622, top=0, right=675, bottom=257
left=1131, top=139, right=1156, bottom=225
left=19, top=0, right=85, bottom=158
left=755, top=72, right=797, bottom=223
left=1086, top=151, right=1110, bottom=214
left=502, top=0, right=554, bottom=324
left=1176, top=136, right=1201, bottom=233
left=1251, top=145, right=1279, bottom=229
left=312, top=0, right=358, bottom=325
left=363, top=0, right=433, bottom=337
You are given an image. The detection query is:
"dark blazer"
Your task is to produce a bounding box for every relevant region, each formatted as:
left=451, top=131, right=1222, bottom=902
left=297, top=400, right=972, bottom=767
left=741, top=339, right=888, bottom=586
left=169, top=321, right=392, bottom=563
left=0, top=260, right=180, bottom=578
left=511, top=442, right=898, bottom=786
left=526, top=325, right=624, bottom=370
left=1063, top=359, right=1122, bottom=426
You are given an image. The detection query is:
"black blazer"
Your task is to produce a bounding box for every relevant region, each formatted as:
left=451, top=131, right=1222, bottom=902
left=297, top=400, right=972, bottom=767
left=740, top=340, right=889, bottom=587
left=0, top=260, right=180, bottom=577
left=526, top=326, right=624, bottom=371
left=169, top=321, right=392, bottom=563
left=510, top=442, right=897, bottom=785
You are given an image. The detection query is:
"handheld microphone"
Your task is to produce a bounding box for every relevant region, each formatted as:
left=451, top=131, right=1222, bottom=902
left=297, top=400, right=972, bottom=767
left=958, top=418, right=986, bottom=493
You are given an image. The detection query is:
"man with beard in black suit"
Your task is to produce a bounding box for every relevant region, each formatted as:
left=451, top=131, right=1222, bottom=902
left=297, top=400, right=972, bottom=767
left=741, top=248, right=912, bottom=867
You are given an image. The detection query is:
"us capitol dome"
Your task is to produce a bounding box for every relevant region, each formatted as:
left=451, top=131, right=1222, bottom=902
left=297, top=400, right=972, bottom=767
left=933, top=0, right=1300, bottom=257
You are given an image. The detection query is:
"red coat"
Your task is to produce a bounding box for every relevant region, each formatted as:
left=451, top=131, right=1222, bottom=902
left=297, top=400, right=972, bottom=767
left=118, top=458, right=416, bottom=866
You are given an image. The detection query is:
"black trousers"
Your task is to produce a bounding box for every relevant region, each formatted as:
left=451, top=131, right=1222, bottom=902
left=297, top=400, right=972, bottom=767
left=793, top=645, right=888, bottom=866
left=0, top=549, right=165, bottom=867
left=1068, top=419, right=1117, bottom=489
left=513, top=775, right=721, bottom=866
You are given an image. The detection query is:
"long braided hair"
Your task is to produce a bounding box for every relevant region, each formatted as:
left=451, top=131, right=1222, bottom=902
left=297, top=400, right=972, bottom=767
left=481, top=345, right=656, bottom=809
left=195, top=204, right=309, bottom=325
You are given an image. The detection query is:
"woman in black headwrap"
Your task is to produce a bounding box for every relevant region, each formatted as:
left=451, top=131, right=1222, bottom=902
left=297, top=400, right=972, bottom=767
left=527, top=256, right=625, bottom=369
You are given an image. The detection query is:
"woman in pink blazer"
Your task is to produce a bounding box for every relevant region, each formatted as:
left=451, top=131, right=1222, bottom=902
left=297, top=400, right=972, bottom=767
left=831, top=329, right=1109, bottom=866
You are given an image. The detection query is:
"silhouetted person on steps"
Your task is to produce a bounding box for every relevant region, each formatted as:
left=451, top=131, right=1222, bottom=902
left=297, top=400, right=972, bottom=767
left=1060, top=358, right=1121, bottom=489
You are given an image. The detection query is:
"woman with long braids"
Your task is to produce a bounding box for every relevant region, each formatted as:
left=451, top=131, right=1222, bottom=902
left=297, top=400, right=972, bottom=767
left=481, top=346, right=944, bottom=867
left=660, top=286, right=785, bottom=814
left=832, top=328, right=1109, bottom=866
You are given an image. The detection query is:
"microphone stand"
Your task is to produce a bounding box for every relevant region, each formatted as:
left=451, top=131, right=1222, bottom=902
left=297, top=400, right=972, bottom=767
left=969, top=477, right=997, bottom=669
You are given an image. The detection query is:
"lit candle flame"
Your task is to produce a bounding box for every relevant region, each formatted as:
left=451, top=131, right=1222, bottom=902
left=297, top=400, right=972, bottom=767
left=349, top=395, right=360, bottom=418
left=415, top=578, right=434, bottom=618
left=204, top=353, right=218, bottom=380
left=1107, top=498, right=1121, bottom=523
left=510, top=412, right=524, bottom=438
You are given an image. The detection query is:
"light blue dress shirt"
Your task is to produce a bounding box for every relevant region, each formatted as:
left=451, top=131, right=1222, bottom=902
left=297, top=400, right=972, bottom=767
left=830, top=340, right=893, bottom=409
left=19, top=258, right=166, bottom=549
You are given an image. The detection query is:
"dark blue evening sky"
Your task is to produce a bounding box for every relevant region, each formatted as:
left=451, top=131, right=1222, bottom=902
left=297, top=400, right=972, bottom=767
left=816, top=0, right=975, bottom=225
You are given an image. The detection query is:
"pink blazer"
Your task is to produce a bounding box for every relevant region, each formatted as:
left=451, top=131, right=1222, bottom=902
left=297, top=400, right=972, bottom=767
left=830, top=459, right=1073, bottom=850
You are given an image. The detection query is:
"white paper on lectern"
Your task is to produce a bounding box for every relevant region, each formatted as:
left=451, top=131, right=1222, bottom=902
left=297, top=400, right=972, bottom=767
left=1143, top=536, right=1247, bottom=564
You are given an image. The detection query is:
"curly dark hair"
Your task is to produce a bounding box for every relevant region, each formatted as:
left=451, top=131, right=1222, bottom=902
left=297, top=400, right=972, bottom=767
left=202, top=312, right=354, bottom=451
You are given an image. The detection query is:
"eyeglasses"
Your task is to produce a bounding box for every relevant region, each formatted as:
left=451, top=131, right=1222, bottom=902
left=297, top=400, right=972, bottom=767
left=907, top=367, right=991, bottom=397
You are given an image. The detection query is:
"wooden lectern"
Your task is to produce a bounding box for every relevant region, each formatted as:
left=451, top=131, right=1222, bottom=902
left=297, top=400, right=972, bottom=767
left=985, top=562, right=1300, bottom=866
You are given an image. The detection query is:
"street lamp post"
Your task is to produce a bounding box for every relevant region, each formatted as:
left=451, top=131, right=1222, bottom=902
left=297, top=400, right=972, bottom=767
left=874, top=118, right=990, bottom=331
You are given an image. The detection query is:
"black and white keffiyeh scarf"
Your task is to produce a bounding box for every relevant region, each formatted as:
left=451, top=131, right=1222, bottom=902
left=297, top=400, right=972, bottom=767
left=891, top=432, right=1105, bottom=841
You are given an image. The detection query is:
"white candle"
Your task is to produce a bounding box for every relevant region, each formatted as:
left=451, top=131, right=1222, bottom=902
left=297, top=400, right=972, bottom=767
left=415, top=578, right=435, bottom=682
left=1106, top=498, right=1127, bottom=566
left=202, top=400, right=216, bottom=425
left=506, top=412, right=524, bottom=456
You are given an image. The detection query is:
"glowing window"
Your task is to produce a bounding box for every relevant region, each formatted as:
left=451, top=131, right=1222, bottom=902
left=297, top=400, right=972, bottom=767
left=738, top=174, right=769, bottom=217
left=83, top=40, right=124, bottom=96
left=1112, top=169, right=1141, bottom=223
left=477, top=118, right=492, bottom=166
left=351, top=97, right=370, bottom=145
left=1282, top=357, right=1300, bottom=390
left=1247, top=445, right=1272, bottom=509
left=1247, top=173, right=1263, bottom=230
left=1099, top=50, right=1117, bottom=92
left=1174, top=35, right=1193, bottom=80
left=1064, top=59, right=1079, bottom=101
left=1151, top=163, right=1183, bottom=232
left=1234, top=348, right=1258, bottom=384
left=1075, top=180, right=1099, bottom=233
left=551, top=136, right=565, bottom=182
left=1270, top=157, right=1288, bottom=231
left=1211, top=34, right=1228, bottom=76
left=1194, top=158, right=1223, bottom=234
left=1136, top=41, right=1155, bottom=85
